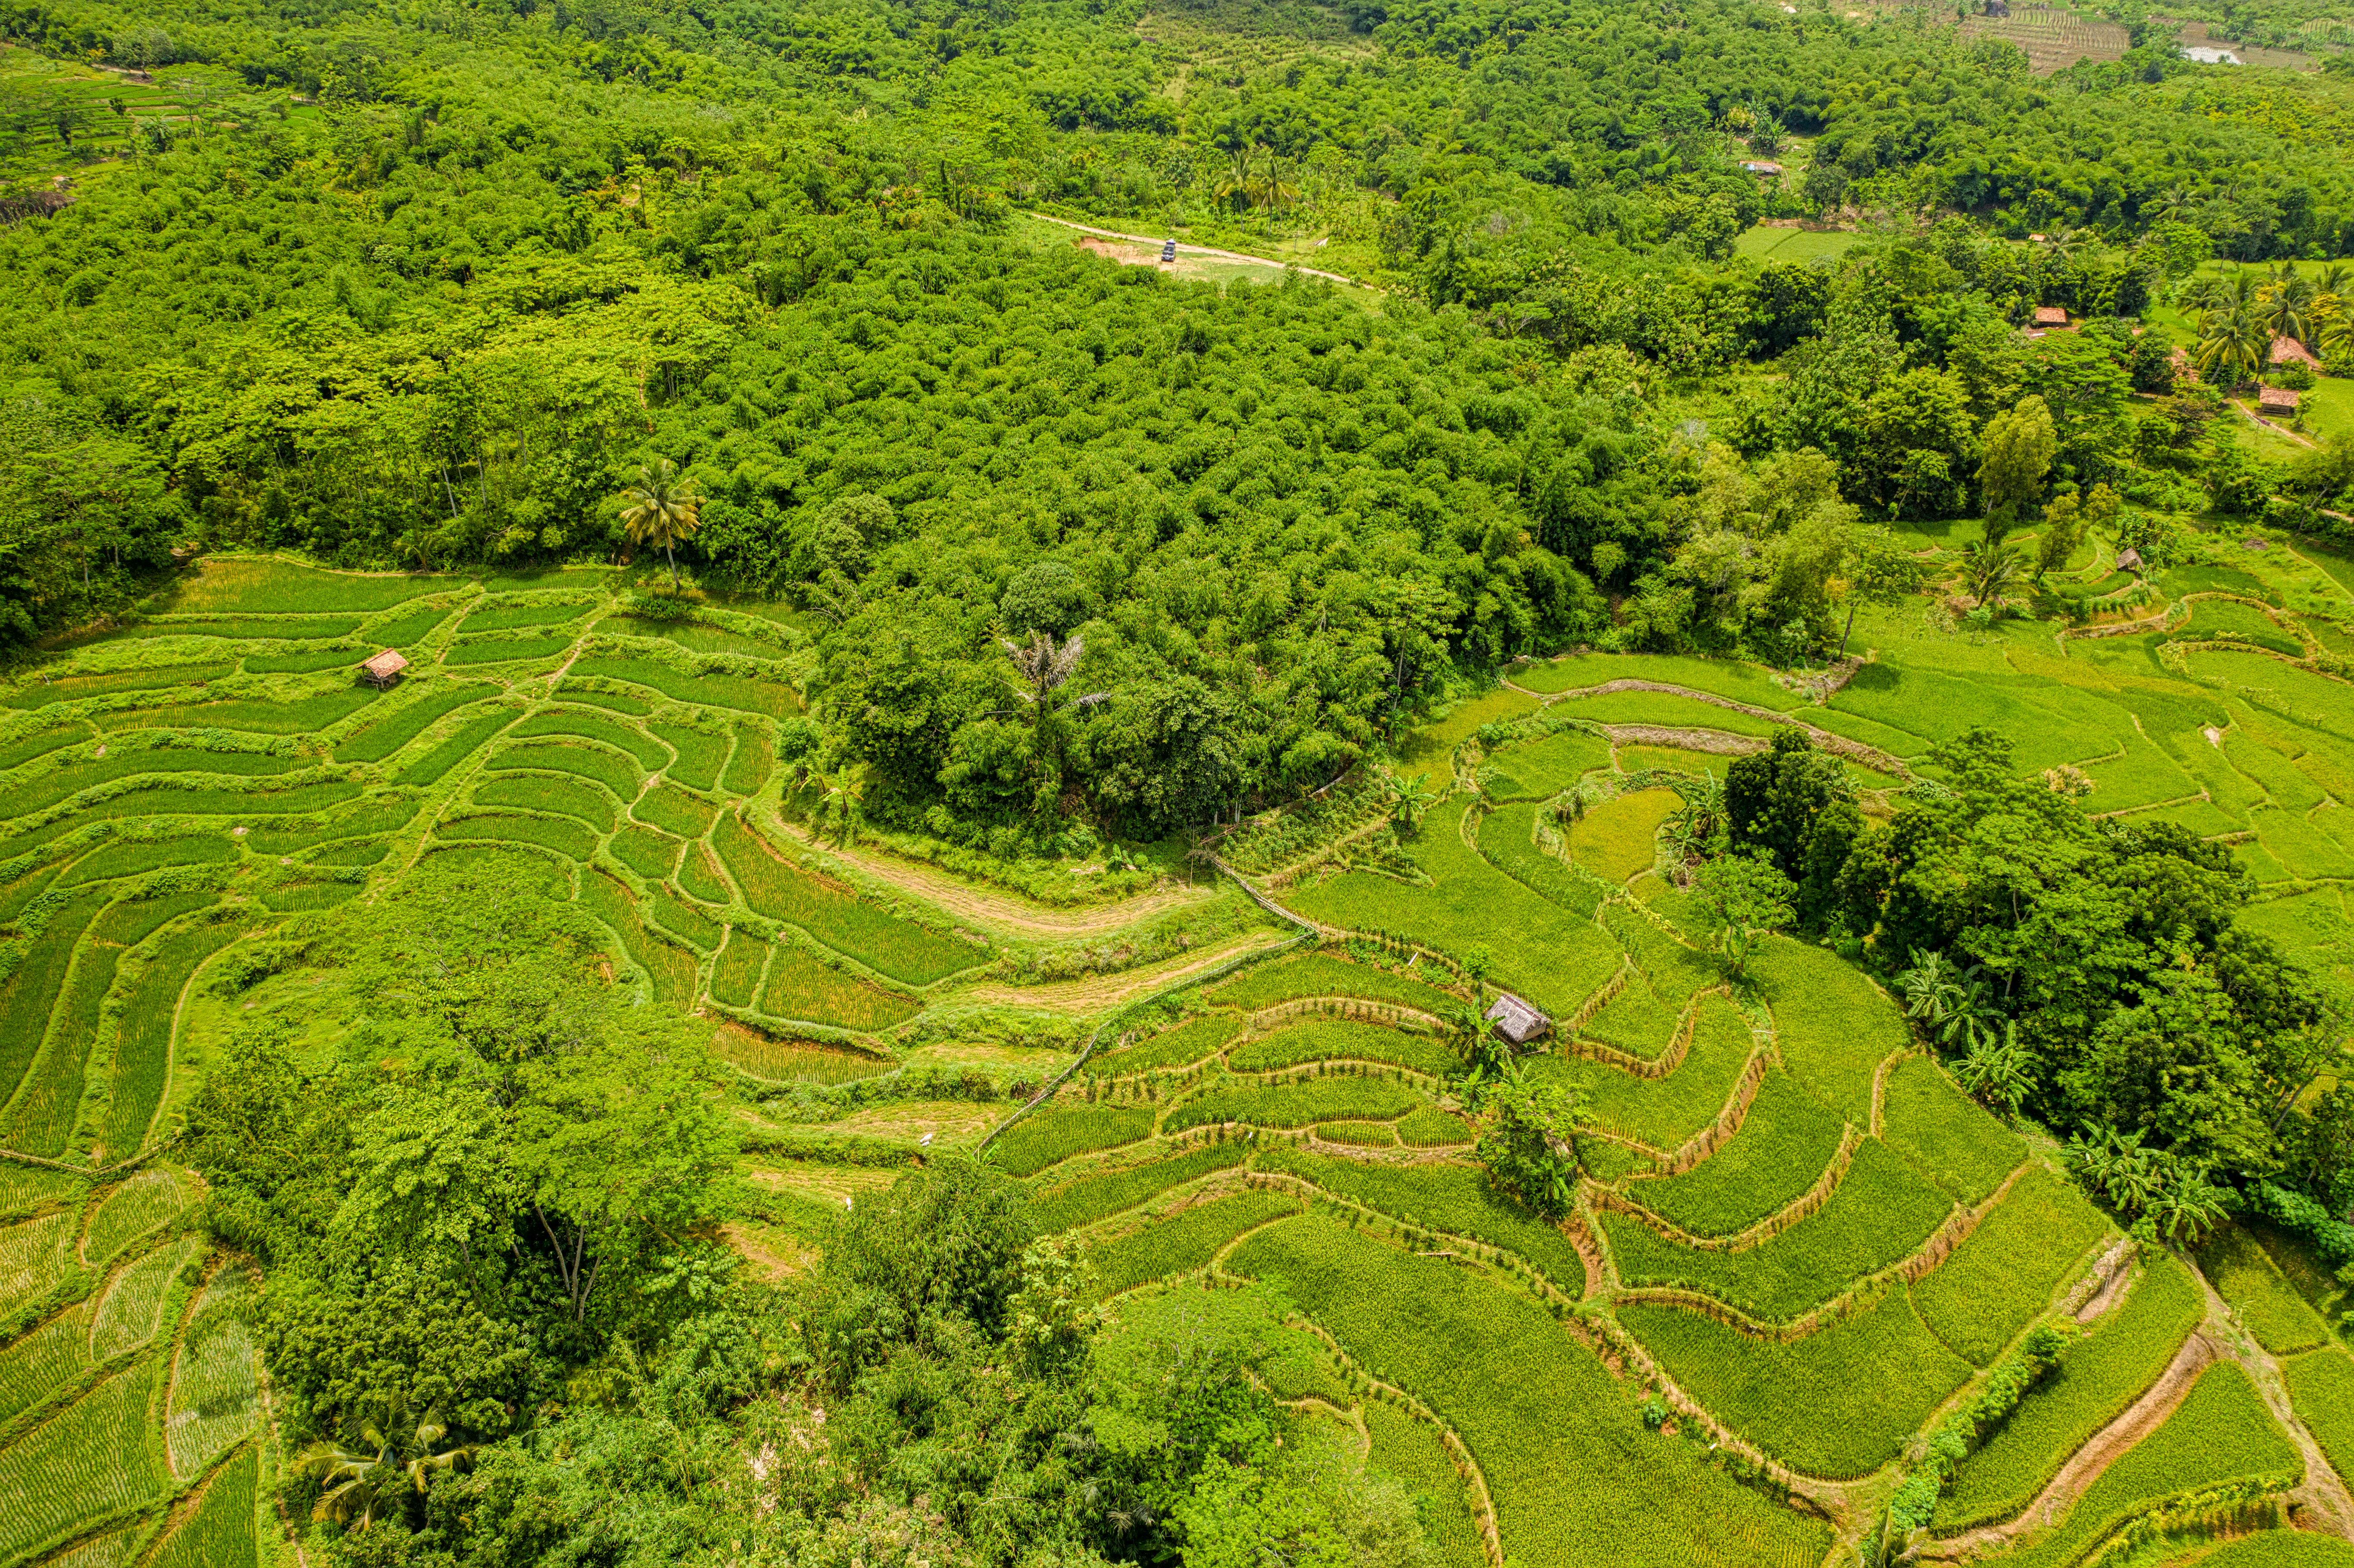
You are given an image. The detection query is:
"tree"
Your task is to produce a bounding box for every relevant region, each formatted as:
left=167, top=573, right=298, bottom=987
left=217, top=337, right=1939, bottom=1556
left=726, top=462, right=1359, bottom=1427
left=1725, top=729, right=1853, bottom=880
left=2033, top=483, right=2116, bottom=582
left=1834, top=526, right=1934, bottom=658
left=1384, top=770, right=1442, bottom=832
left=1976, top=395, right=2057, bottom=534
left=1473, top=1061, right=1584, bottom=1218
left=1691, top=853, right=1797, bottom=977
left=1960, top=537, right=2022, bottom=607
left=2195, top=296, right=2274, bottom=393
left=619, top=459, right=702, bottom=591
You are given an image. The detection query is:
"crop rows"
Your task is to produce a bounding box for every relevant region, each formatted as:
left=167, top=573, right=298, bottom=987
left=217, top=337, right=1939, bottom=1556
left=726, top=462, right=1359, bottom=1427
left=1097, top=1013, right=1242, bottom=1075
left=0, top=1356, right=167, bottom=1560
left=991, top=1105, right=1158, bottom=1178
left=1034, top=1142, right=1251, bottom=1233
left=1227, top=1018, right=1457, bottom=1076
left=1622, top=1070, right=1846, bottom=1237
left=1937, top=1255, right=2208, bottom=1532
left=1206, top=950, right=1460, bottom=1015
left=149, top=1443, right=259, bottom=1568
left=2197, top=1223, right=2333, bottom=1356
left=166, top=1271, right=261, bottom=1476
left=1998, top=1362, right=2297, bottom=1568
left=1544, top=994, right=1755, bottom=1152
left=1624, top=1286, right=1971, bottom=1478
left=712, top=815, right=983, bottom=986
left=1257, top=1145, right=1588, bottom=1296
left=757, top=943, right=920, bottom=1031
left=1089, top=1190, right=1302, bottom=1295
left=1161, top=1075, right=1422, bottom=1135
left=1912, top=1167, right=2111, bottom=1366
left=1228, top=1213, right=1831, bottom=1568
left=1603, top=1139, right=1956, bottom=1323
left=83, top=1170, right=184, bottom=1269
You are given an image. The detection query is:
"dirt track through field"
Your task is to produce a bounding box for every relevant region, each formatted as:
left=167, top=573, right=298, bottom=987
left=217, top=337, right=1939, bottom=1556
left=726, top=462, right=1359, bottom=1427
left=775, top=821, right=1216, bottom=937
left=964, top=927, right=1292, bottom=1011
left=1929, top=1331, right=2220, bottom=1557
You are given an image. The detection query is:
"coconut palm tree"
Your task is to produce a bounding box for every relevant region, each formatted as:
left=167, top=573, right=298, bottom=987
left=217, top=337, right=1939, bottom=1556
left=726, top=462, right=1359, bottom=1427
left=2257, top=264, right=2319, bottom=350
left=2194, top=299, right=2274, bottom=393
left=618, top=458, right=701, bottom=591
left=1961, top=538, right=2021, bottom=608
left=299, top=1404, right=476, bottom=1530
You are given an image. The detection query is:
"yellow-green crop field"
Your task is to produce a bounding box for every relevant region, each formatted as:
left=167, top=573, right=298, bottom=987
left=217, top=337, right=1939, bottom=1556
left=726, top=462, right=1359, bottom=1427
left=7, top=538, right=2354, bottom=1565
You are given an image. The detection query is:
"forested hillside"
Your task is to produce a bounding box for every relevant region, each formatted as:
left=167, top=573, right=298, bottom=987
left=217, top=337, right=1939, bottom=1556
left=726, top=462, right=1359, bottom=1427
left=5, top=0, right=2354, bottom=1563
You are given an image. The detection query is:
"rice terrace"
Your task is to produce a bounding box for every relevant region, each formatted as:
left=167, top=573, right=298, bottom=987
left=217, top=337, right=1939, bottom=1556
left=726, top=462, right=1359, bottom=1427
left=0, top=526, right=2344, bottom=1565
left=14, top=0, right=2354, bottom=1553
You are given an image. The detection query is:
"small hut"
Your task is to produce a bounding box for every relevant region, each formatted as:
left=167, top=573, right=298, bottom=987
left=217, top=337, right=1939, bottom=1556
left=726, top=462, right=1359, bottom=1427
left=1485, top=992, right=1550, bottom=1048
left=2032, top=306, right=2069, bottom=329
left=359, top=648, right=410, bottom=690
left=1740, top=160, right=1784, bottom=177
left=2117, top=548, right=2144, bottom=572
left=2259, top=385, right=2301, bottom=416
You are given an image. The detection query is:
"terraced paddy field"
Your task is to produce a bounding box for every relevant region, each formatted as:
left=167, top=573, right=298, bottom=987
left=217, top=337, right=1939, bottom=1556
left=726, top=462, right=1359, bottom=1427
left=6, top=541, right=2354, bottom=1565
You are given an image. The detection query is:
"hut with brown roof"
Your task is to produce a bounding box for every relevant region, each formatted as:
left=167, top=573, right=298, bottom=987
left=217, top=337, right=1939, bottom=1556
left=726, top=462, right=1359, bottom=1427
left=1485, top=992, right=1550, bottom=1048
left=2032, top=306, right=2069, bottom=329
left=2259, top=385, right=2301, bottom=416
left=360, top=648, right=410, bottom=690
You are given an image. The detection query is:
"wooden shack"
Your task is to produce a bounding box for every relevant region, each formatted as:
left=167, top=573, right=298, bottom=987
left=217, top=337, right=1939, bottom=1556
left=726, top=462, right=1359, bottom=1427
left=360, top=648, right=410, bottom=690
left=2259, top=386, right=2301, bottom=416
left=1485, top=991, right=1550, bottom=1047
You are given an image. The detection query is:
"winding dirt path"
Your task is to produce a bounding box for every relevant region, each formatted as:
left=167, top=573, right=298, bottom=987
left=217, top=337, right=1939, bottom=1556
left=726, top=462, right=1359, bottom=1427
left=1927, top=1331, right=2222, bottom=1558
left=963, top=928, right=1292, bottom=1011
left=772, top=818, right=1217, bottom=938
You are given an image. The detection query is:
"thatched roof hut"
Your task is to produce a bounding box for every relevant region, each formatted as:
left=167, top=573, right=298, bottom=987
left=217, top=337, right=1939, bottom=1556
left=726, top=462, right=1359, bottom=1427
left=1485, top=992, right=1550, bottom=1047
left=360, top=648, right=410, bottom=689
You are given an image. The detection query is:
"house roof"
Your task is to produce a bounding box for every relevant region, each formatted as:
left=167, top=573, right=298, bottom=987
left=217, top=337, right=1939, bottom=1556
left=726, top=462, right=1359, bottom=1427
left=2033, top=306, right=2069, bottom=327
left=2259, top=386, right=2301, bottom=411
left=1484, top=992, right=1549, bottom=1045
left=1740, top=161, right=1783, bottom=175
left=362, top=649, right=410, bottom=678
left=2272, top=335, right=2320, bottom=367
left=2117, top=548, right=2143, bottom=569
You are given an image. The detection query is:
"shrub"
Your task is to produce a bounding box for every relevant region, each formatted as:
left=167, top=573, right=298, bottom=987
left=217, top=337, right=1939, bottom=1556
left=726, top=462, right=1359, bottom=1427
left=1937, top=1255, right=2207, bottom=1531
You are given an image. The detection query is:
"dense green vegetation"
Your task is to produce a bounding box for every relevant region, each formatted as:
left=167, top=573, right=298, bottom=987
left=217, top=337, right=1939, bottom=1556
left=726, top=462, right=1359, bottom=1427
left=6, top=0, right=2354, bottom=1554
